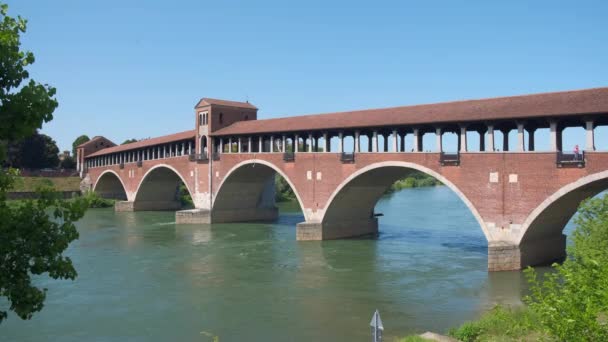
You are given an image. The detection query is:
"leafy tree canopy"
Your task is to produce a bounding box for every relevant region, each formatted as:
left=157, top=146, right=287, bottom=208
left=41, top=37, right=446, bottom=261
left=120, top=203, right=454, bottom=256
left=71, top=135, right=89, bottom=157
left=121, top=138, right=137, bottom=145
left=525, top=195, right=608, bottom=341
left=0, top=3, right=88, bottom=323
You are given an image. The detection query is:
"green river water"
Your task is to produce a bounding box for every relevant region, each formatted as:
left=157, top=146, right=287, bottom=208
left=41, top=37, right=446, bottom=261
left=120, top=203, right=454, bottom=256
left=1, top=187, right=574, bottom=341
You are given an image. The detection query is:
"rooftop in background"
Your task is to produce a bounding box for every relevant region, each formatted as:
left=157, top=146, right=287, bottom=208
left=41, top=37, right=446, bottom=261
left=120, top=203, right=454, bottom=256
left=195, top=98, right=258, bottom=110
left=212, top=87, right=608, bottom=136
left=86, top=130, right=195, bottom=157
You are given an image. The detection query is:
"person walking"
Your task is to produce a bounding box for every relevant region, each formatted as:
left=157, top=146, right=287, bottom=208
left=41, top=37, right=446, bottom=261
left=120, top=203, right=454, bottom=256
left=574, top=144, right=580, bottom=160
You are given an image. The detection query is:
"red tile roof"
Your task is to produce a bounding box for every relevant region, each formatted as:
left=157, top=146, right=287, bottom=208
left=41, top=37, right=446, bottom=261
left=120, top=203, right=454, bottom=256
left=195, top=98, right=257, bottom=110
left=212, top=87, right=608, bottom=136
left=85, top=130, right=195, bottom=158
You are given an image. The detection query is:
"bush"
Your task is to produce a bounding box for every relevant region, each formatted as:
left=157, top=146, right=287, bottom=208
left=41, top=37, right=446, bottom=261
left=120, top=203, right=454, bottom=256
left=448, top=306, right=540, bottom=341
left=82, top=191, right=114, bottom=208
left=524, top=194, right=608, bottom=341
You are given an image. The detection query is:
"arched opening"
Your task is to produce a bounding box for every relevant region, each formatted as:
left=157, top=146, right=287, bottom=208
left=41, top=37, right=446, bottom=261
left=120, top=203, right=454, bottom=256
left=316, top=163, right=487, bottom=241
left=93, top=171, right=127, bottom=200
left=200, top=135, right=207, bottom=155
left=133, top=165, right=193, bottom=211
left=519, top=171, right=608, bottom=267
left=212, top=161, right=304, bottom=224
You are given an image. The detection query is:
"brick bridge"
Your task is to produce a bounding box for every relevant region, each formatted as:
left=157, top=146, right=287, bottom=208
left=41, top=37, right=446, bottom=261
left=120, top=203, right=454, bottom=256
left=77, top=87, right=608, bottom=271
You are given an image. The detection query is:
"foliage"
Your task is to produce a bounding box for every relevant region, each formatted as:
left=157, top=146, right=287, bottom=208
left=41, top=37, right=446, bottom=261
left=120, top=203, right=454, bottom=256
left=0, top=3, right=87, bottom=323
left=71, top=135, right=89, bottom=157
left=0, top=171, right=88, bottom=322
left=447, top=306, right=544, bottom=342
left=5, top=131, right=60, bottom=168
left=82, top=191, right=114, bottom=208
left=179, top=183, right=193, bottom=208
left=524, top=195, right=608, bottom=341
left=275, top=174, right=295, bottom=202
left=121, top=138, right=137, bottom=145
left=60, top=155, right=76, bottom=169
left=386, top=172, right=442, bottom=193
left=0, top=4, right=57, bottom=158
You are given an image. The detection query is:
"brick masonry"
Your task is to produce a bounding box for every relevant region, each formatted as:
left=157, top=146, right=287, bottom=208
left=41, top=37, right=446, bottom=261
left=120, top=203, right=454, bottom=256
left=86, top=151, right=608, bottom=271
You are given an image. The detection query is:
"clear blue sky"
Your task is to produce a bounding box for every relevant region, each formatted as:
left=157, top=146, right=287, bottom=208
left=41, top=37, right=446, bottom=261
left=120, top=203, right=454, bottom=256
left=6, top=0, right=608, bottom=152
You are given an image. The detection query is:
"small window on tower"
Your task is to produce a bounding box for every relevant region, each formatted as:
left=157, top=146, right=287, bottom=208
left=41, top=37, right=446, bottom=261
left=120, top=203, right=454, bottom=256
left=199, top=114, right=203, bottom=126
left=219, top=113, right=224, bottom=124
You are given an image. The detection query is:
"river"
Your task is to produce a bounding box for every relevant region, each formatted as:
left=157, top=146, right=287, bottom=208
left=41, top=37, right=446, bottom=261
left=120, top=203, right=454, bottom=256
left=1, top=187, right=574, bottom=341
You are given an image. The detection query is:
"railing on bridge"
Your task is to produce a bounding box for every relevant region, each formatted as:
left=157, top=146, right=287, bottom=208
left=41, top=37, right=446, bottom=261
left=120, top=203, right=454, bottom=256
left=439, top=152, right=460, bottom=166
left=189, top=153, right=209, bottom=162
left=556, top=151, right=585, bottom=168
left=340, top=152, right=355, bottom=163
left=283, top=151, right=295, bottom=162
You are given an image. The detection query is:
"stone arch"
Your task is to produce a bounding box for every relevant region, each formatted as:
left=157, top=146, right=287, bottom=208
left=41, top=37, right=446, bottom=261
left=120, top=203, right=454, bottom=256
left=212, top=159, right=306, bottom=223
left=519, top=170, right=608, bottom=245
left=318, top=161, right=489, bottom=241
left=92, top=170, right=128, bottom=200
left=132, top=164, right=194, bottom=211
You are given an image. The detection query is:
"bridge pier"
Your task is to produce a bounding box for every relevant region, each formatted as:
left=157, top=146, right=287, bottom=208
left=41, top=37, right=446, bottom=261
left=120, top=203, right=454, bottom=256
left=296, top=218, right=378, bottom=240
left=488, top=234, right=566, bottom=271
left=176, top=209, right=211, bottom=224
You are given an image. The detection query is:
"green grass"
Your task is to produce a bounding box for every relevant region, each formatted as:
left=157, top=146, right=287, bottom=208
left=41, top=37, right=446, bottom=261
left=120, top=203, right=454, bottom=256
left=397, top=306, right=550, bottom=342
left=396, top=336, right=433, bottom=342
left=10, top=176, right=81, bottom=192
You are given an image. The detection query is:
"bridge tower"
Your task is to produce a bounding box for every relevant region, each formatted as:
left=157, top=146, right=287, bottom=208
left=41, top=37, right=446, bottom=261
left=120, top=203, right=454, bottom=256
left=193, top=98, right=258, bottom=156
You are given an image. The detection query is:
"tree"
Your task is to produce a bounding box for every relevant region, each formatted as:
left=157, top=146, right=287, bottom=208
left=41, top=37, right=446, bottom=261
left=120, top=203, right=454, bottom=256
left=525, top=195, right=608, bottom=341
left=60, top=156, right=76, bottom=169
left=5, top=132, right=60, bottom=169
left=0, top=3, right=88, bottom=323
left=71, top=135, right=89, bottom=157
left=121, top=138, right=137, bottom=145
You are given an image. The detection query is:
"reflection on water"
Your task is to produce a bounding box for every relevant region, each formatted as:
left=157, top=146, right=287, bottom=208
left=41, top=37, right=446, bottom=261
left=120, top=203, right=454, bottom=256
left=2, top=187, right=575, bottom=342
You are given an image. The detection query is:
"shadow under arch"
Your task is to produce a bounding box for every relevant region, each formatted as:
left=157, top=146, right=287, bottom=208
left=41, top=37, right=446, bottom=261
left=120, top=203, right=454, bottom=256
left=318, top=161, right=489, bottom=241
left=93, top=170, right=128, bottom=200
left=517, top=170, right=608, bottom=266
left=133, top=164, right=194, bottom=211
left=212, top=159, right=306, bottom=223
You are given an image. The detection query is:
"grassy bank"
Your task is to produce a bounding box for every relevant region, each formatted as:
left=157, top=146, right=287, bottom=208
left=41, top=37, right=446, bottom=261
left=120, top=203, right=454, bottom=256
left=10, top=176, right=81, bottom=192
left=397, top=306, right=547, bottom=341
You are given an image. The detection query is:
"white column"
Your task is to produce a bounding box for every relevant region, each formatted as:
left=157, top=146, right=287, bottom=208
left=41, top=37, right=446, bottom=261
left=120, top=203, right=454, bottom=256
left=219, top=138, right=223, bottom=154
left=259, top=136, right=263, bottom=153
left=323, top=132, right=329, bottom=152
left=238, top=137, right=242, bottom=153
left=188, top=141, right=192, bottom=154
left=586, top=120, right=595, bottom=151
left=354, top=131, right=360, bottom=152
left=181, top=142, right=185, bottom=155
left=228, top=138, right=232, bottom=153
left=270, top=136, right=274, bottom=153
left=281, top=135, right=286, bottom=153
left=436, top=127, right=443, bottom=152
left=487, top=124, right=495, bottom=152
left=294, top=135, right=299, bottom=153
left=248, top=137, right=253, bottom=153
left=338, top=132, right=344, bottom=153
left=550, top=121, right=558, bottom=152
left=517, top=122, right=525, bottom=152
left=372, top=131, right=378, bottom=152
left=460, top=126, right=468, bottom=152
left=392, top=130, right=398, bottom=152
left=308, top=134, right=313, bottom=152
left=413, top=129, right=420, bottom=152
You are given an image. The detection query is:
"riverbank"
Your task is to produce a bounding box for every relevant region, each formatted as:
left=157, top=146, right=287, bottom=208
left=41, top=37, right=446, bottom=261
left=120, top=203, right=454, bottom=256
left=399, top=305, right=547, bottom=341
left=9, top=176, right=81, bottom=192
